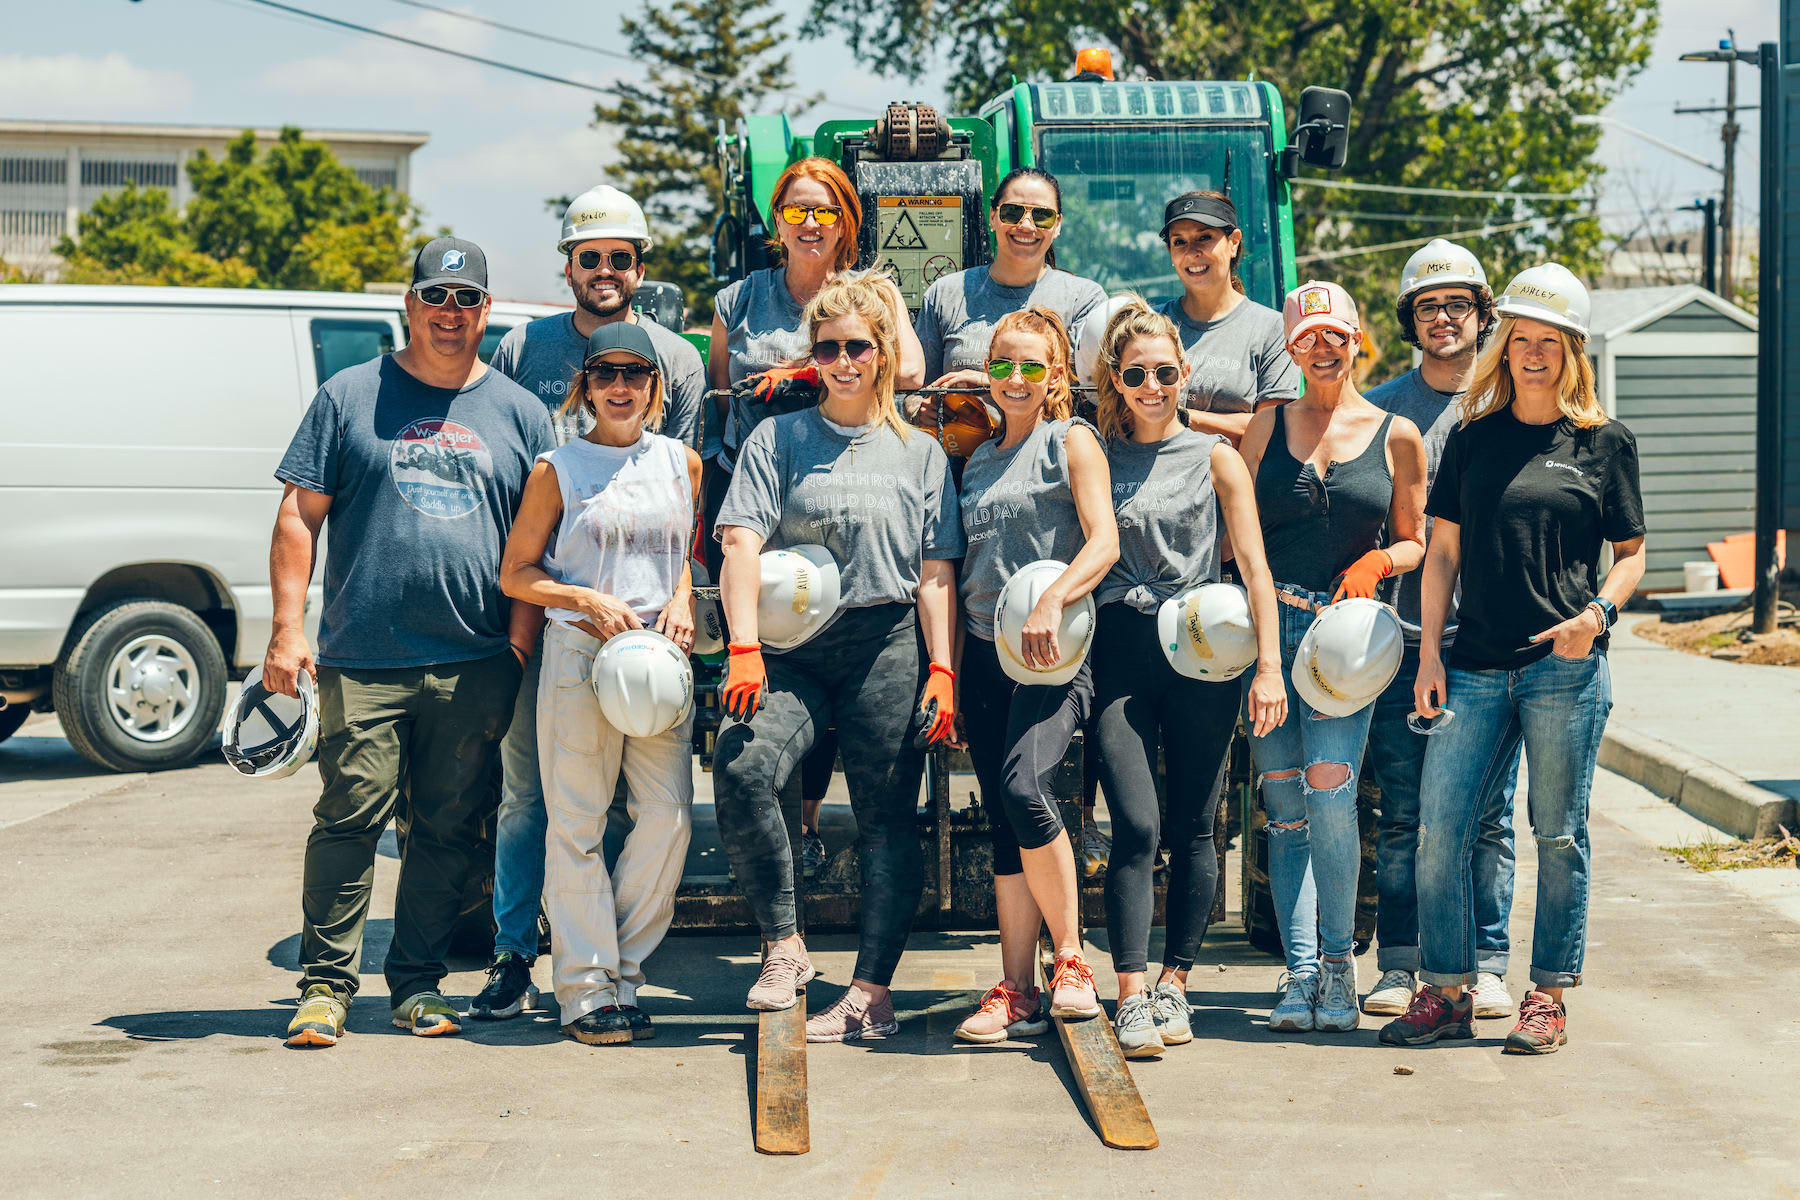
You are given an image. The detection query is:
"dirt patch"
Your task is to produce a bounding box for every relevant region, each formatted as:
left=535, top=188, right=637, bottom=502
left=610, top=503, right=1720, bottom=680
left=1663, top=831, right=1800, bottom=872
left=1632, top=606, right=1800, bottom=667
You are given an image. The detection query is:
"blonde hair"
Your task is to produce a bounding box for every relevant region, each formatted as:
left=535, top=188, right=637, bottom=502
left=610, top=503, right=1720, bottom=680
left=562, top=357, right=664, bottom=431
left=1462, top=315, right=1604, bottom=428
left=988, top=307, right=1074, bottom=431
left=802, top=273, right=911, bottom=441
left=1093, top=294, right=1184, bottom=442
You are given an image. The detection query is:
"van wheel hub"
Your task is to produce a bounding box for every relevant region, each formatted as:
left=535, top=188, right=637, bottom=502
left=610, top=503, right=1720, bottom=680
left=107, top=635, right=199, bottom=743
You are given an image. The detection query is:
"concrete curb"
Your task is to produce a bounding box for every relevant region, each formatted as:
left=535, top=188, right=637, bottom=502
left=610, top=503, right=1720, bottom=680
left=1599, top=724, right=1799, bottom=841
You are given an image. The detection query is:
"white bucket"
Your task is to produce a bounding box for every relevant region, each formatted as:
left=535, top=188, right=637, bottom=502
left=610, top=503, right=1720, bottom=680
left=1683, top=561, right=1720, bottom=593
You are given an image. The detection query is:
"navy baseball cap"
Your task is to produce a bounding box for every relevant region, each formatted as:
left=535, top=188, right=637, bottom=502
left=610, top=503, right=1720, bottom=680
left=584, top=321, right=660, bottom=368
left=412, top=236, right=489, bottom=293
left=1161, top=193, right=1237, bottom=237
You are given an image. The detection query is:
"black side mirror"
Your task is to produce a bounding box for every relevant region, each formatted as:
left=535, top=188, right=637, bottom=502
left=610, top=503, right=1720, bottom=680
left=1282, top=86, right=1352, bottom=177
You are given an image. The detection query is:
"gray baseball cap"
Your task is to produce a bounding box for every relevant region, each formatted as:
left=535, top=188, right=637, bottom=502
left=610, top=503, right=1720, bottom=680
left=412, top=236, right=489, bottom=293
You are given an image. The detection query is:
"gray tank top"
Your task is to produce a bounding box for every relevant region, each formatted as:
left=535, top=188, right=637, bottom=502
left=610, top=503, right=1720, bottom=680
left=1096, top=427, right=1223, bottom=612
left=958, top=417, right=1091, bottom=641
left=1255, top=407, right=1394, bottom=593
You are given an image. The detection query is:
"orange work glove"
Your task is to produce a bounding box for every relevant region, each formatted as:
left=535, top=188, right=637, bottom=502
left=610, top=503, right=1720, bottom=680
left=911, top=662, right=956, bottom=748
left=751, top=364, right=820, bottom=403
left=722, top=642, right=767, bottom=720
left=1332, top=548, right=1393, bottom=602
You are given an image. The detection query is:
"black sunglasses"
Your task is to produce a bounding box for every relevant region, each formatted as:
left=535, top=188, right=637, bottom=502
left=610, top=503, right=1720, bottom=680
left=587, top=363, right=656, bottom=386
left=1120, top=364, right=1181, bottom=388
left=812, top=339, right=878, bottom=365
left=574, top=248, right=638, bottom=272
left=414, top=285, right=485, bottom=309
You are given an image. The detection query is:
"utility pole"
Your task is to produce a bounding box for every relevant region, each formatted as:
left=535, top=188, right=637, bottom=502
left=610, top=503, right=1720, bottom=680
left=1750, top=40, right=1781, bottom=635
left=1681, top=33, right=1744, bottom=300
left=1678, top=198, right=1719, bottom=293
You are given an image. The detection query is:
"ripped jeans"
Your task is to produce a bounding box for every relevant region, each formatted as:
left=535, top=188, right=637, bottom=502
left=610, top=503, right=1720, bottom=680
left=1242, top=585, right=1377, bottom=978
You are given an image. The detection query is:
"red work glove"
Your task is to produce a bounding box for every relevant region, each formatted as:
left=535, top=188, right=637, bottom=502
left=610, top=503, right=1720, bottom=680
left=722, top=642, right=767, bottom=720
left=750, top=364, right=820, bottom=403
left=1332, top=548, right=1393, bottom=602
left=912, top=663, right=956, bottom=748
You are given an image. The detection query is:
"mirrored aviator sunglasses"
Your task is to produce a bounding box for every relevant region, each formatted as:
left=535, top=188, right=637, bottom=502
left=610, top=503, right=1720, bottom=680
left=812, top=338, right=877, bottom=365
left=414, top=285, right=485, bottom=309
left=986, top=358, right=1049, bottom=383
left=995, top=202, right=1060, bottom=230
left=780, top=204, right=842, bottom=226
left=1290, top=328, right=1351, bottom=354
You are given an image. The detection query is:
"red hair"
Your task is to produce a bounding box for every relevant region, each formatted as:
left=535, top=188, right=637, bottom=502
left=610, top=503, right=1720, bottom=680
left=769, top=156, right=862, bottom=272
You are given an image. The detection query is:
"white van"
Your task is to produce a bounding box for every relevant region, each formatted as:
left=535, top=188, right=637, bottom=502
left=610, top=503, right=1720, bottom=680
left=0, top=284, right=567, bottom=771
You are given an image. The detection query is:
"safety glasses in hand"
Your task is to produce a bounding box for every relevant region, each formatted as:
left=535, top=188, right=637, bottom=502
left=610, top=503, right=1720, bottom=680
left=574, top=248, right=637, bottom=272
left=587, top=363, right=656, bottom=386
left=780, top=204, right=842, bottom=226
left=812, top=339, right=877, bottom=365
left=1119, top=364, right=1181, bottom=388
left=987, top=358, right=1049, bottom=383
left=414, top=285, right=485, bottom=309
left=1405, top=708, right=1456, bottom=735
left=994, top=203, right=1061, bottom=230
left=1290, top=328, right=1351, bottom=354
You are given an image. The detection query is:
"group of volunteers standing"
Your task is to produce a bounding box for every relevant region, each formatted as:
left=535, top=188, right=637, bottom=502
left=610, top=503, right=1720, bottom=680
left=265, top=154, right=1643, bottom=1064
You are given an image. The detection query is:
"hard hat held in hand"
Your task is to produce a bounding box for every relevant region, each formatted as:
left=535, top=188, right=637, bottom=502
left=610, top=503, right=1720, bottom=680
left=1157, top=583, right=1257, bottom=681
left=1074, top=294, right=1143, bottom=387
left=1292, top=598, right=1403, bottom=718
left=995, top=560, right=1097, bottom=686
left=689, top=561, right=726, bottom=658
left=757, top=544, right=842, bottom=650
left=590, top=630, right=694, bottom=737
left=1399, top=238, right=1489, bottom=302
left=222, top=665, right=319, bottom=779
left=935, top=391, right=1002, bottom=459
left=1494, top=262, right=1589, bottom=339
left=559, top=185, right=652, bottom=254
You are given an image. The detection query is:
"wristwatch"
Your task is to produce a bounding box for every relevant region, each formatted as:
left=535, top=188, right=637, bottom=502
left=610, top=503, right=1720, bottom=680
left=1588, top=597, right=1618, bottom=632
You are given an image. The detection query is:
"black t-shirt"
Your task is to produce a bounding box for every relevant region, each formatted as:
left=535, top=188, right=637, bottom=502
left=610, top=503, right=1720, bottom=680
left=1427, top=408, right=1645, bottom=671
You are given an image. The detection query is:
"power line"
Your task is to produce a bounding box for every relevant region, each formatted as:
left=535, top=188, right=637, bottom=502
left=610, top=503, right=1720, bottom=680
left=1297, top=211, right=1618, bottom=264
left=379, top=0, right=613, bottom=55
left=1292, top=177, right=1596, bottom=202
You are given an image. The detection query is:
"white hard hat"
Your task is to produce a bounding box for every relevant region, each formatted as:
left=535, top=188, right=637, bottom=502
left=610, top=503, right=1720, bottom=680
left=559, top=185, right=652, bottom=254
left=1494, top=262, right=1590, bottom=339
left=590, top=630, right=694, bottom=737
left=757, top=544, right=842, bottom=650
left=1291, top=598, right=1403, bottom=719
left=689, top=561, right=725, bottom=658
left=1074, top=294, right=1142, bottom=387
left=222, top=666, right=319, bottom=779
left=1399, top=238, right=1489, bottom=302
left=1156, top=583, right=1257, bottom=681
left=995, top=560, right=1097, bottom=686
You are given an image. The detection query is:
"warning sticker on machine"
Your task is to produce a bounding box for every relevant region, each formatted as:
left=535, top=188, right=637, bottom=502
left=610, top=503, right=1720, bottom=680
left=873, top=196, right=962, bottom=312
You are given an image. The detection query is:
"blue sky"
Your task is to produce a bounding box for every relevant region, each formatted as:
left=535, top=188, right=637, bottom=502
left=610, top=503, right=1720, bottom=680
left=0, top=0, right=1778, bottom=302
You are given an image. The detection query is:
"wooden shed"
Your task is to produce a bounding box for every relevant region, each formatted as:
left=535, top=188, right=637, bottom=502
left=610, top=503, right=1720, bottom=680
left=1588, top=285, right=1760, bottom=593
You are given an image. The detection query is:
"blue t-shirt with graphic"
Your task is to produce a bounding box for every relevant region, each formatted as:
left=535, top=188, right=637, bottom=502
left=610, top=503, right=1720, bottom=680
left=276, top=355, right=554, bottom=668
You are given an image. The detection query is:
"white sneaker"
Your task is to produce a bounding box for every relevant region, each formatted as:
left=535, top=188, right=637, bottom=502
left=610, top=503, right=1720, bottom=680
left=1268, top=971, right=1318, bottom=1032
left=1315, top=959, right=1359, bottom=1032
left=1471, top=971, right=1514, bottom=1018
left=1363, top=968, right=1415, bottom=1015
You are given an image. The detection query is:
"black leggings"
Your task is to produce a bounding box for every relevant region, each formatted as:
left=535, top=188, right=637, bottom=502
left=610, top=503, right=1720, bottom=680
left=959, top=634, right=1092, bottom=877
left=712, top=604, right=926, bottom=987
left=1093, top=604, right=1237, bottom=974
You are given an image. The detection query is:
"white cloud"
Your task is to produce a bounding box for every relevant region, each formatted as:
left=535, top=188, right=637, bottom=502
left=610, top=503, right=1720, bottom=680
left=0, top=53, right=194, bottom=116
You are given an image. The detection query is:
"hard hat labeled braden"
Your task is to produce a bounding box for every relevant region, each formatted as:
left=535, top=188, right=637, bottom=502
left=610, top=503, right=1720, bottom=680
left=590, top=630, right=694, bottom=738
left=222, top=665, right=320, bottom=779
left=1157, top=582, right=1257, bottom=681
left=1494, top=262, right=1590, bottom=339
left=757, top=544, right=842, bottom=650
left=1398, top=238, right=1489, bottom=302
left=1292, top=598, right=1403, bottom=718
left=995, top=560, right=1097, bottom=687
left=559, top=184, right=653, bottom=254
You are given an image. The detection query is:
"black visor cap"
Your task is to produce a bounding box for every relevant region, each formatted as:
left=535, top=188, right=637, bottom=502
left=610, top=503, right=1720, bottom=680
left=1162, top=194, right=1237, bottom=237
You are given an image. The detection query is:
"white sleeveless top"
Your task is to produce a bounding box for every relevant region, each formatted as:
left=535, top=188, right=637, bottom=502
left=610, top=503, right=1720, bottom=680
left=540, top=432, right=692, bottom=628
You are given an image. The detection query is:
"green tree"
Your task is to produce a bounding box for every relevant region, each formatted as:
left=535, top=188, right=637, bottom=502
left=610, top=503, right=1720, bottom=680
left=592, top=0, right=817, bottom=320
left=56, top=128, right=428, bottom=292
left=807, top=0, right=1656, bottom=379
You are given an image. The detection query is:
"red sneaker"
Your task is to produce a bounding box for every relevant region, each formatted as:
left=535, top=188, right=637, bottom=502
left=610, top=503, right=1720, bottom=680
left=1377, top=987, right=1474, bottom=1046
left=1503, top=990, right=1568, bottom=1055
left=954, top=980, right=1048, bottom=1043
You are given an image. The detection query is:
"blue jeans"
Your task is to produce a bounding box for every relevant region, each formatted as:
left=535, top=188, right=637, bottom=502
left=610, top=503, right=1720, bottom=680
left=1366, top=642, right=1519, bottom=975
left=1417, top=650, right=1613, bottom=989
left=1242, top=586, right=1377, bottom=977
left=493, top=642, right=546, bottom=959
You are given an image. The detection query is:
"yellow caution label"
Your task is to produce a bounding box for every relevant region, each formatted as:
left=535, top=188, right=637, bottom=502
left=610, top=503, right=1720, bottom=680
left=791, top=569, right=811, bottom=615
left=1308, top=648, right=1349, bottom=700
left=1185, top=602, right=1214, bottom=659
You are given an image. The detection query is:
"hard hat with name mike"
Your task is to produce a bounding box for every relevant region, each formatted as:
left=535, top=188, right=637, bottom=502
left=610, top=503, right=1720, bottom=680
left=1398, top=238, right=1489, bottom=303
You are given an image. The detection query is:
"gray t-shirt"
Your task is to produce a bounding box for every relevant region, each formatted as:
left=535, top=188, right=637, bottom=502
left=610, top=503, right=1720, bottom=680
left=275, top=356, right=554, bottom=669
left=489, top=311, right=703, bottom=450
left=1097, top=427, right=1223, bottom=612
left=715, top=268, right=813, bottom=468
left=917, top=265, right=1107, bottom=380
left=958, top=417, right=1094, bottom=641
left=716, top=408, right=964, bottom=621
left=1367, top=366, right=1464, bottom=644
left=1155, top=295, right=1300, bottom=415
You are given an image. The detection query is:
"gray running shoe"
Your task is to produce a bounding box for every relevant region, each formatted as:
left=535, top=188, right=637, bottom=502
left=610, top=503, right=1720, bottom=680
left=1315, top=959, right=1360, bottom=1032
left=1269, top=971, right=1318, bottom=1032
left=801, top=828, right=826, bottom=879
left=1114, top=990, right=1165, bottom=1059
left=1150, top=980, right=1193, bottom=1045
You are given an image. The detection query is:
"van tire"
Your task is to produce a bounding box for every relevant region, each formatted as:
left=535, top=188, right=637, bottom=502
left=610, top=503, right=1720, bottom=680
left=53, top=600, right=228, bottom=773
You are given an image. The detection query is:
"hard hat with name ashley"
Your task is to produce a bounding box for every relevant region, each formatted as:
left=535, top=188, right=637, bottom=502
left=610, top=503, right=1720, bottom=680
left=995, top=560, right=1097, bottom=687
left=1494, top=262, right=1590, bottom=339
left=1292, top=598, right=1403, bottom=719
left=1398, top=238, right=1489, bottom=302
left=222, top=665, right=320, bottom=780
left=590, top=630, right=693, bottom=738
left=559, top=184, right=653, bottom=254
left=1156, top=582, right=1258, bottom=681
left=756, top=544, right=842, bottom=650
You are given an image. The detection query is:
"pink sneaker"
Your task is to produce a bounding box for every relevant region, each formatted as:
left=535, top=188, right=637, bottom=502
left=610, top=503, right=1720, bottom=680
left=1049, top=951, right=1101, bottom=1019
left=804, top=987, right=899, bottom=1043
left=954, top=980, right=1048, bottom=1043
